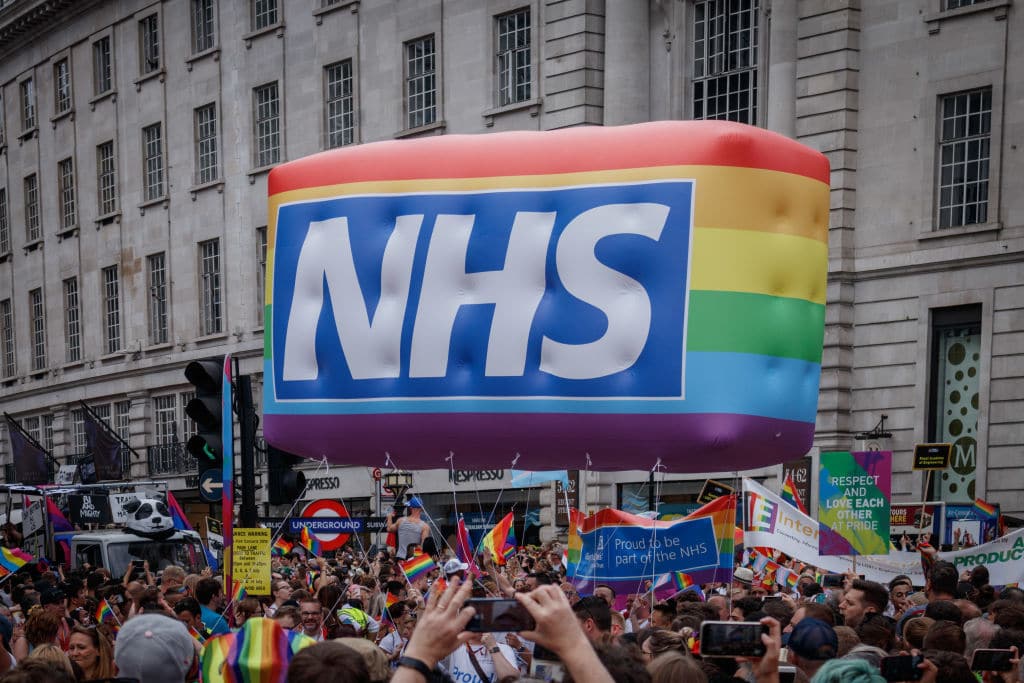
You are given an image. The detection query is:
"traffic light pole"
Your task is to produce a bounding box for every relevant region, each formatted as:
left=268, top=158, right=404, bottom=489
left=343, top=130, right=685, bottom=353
left=236, top=374, right=258, bottom=529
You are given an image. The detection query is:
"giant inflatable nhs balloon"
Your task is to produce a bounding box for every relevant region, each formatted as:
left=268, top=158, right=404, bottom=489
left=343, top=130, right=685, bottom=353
left=262, top=121, right=829, bottom=472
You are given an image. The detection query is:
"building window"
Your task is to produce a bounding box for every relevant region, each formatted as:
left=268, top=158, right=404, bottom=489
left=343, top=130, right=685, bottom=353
left=325, top=60, right=354, bottom=148
left=142, top=123, right=164, bottom=201
left=928, top=305, right=982, bottom=503
left=153, top=394, right=178, bottom=445
left=24, top=174, right=39, bottom=243
left=63, top=277, right=81, bottom=363
left=496, top=8, right=531, bottom=106
left=97, top=141, right=117, bottom=215
left=148, top=252, right=168, bottom=345
left=252, top=0, right=278, bottom=30
left=0, top=92, right=5, bottom=144
left=69, top=408, right=86, bottom=452
left=20, top=78, right=35, bottom=131
left=200, top=239, right=222, bottom=335
left=102, top=265, right=121, bottom=354
left=29, top=288, right=45, bottom=371
left=0, top=299, right=13, bottom=377
left=58, top=158, right=76, bottom=230
left=945, top=0, right=989, bottom=8
left=180, top=391, right=197, bottom=443
left=192, top=0, right=216, bottom=54
left=139, top=14, right=161, bottom=75
left=405, top=36, right=437, bottom=129
left=937, top=88, right=991, bottom=229
left=693, top=0, right=759, bottom=124
left=0, top=188, right=9, bottom=254
left=114, top=400, right=130, bottom=445
left=195, top=103, right=219, bottom=184
left=41, top=413, right=53, bottom=452
left=93, top=36, right=113, bottom=96
left=253, top=82, right=280, bottom=168
left=54, top=59, right=72, bottom=114
left=256, top=226, right=267, bottom=324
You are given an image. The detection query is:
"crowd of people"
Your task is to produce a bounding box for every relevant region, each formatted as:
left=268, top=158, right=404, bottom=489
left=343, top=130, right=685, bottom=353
left=0, top=527, right=1018, bottom=683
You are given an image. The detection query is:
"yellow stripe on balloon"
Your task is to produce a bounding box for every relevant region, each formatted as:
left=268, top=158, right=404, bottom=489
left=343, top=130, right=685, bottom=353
left=690, top=227, right=828, bottom=305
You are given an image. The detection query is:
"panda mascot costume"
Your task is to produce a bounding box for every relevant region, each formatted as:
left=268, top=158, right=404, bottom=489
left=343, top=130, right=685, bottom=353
left=122, top=497, right=176, bottom=541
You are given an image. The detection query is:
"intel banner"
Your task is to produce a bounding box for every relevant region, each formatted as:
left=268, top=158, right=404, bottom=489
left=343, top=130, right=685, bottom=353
left=263, top=122, right=830, bottom=471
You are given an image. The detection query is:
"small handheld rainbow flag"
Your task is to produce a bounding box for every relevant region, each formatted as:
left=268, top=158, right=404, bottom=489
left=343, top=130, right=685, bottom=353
left=780, top=474, right=808, bottom=515
left=94, top=598, right=120, bottom=633
left=305, top=570, right=317, bottom=591
left=231, top=580, right=247, bottom=603
left=299, top=526, right=322, bottom=556
left=272, top=537, right=294, bottom=556
left=188, top=624, right=206, bottom=643
left=479, top=512, right=514, bottom=565
left=974, top=498, right=998, bottom=518
left=400, top=553, right=436, bottom=584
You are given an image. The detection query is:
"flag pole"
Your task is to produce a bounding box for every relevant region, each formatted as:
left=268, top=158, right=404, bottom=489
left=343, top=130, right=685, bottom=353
left=4, top=413, right=61, bottom=470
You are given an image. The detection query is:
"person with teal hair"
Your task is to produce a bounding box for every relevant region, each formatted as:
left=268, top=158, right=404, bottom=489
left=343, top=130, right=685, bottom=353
left=811, top=658, right=887, bottom=683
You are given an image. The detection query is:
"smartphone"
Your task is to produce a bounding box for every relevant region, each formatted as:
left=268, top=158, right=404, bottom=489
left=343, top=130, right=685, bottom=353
left=881, top=654, right=924, bottom=681
left=763, top=595, right=783, bottom=602
left=971, top=649, right=1014, bottom=672
left=465, top=598, right=536, bottom=632
left=779, top=665, right=797, bottom=683
left=821, top=574, right=844, bottom=588
left=699, top=621, right=768, bottom=658
left=131, top=559, right=145, bottom=569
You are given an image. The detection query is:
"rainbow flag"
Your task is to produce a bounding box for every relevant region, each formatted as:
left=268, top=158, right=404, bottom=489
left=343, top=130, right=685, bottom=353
left=299, top=526, right=321, bottom=556
left=974, top=498, right=998, bottom=518
left=400, top=553, right=436, bottom=583
left=479, top=512, right=514, bottom=565
left=686, top=494, right=737, bottom=584
left=272, top=537, right=294, bottom=556
left=780, top=474, right=808, bottom=514
left=188, top=624, right=205, bottom=643
left=200, top=617, right=316, bottom=683
left=231, top=580, right=247, bottom=603
left=305, top=571, right=316, bottom=591
left=94, top=598, right=119, bottom=632
left=0, top=547, right=32, bottom=575
left=455, top=517, right=479, bottom=576
left=566, top=508, right=584, bottom=577
left=385, top=592, right=400, bottom=609
left=501, top=525, right=518, bottom=563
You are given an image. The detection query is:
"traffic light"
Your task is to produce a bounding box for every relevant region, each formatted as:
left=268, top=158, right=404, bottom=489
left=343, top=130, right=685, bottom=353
left=267, top=445, right=306, bottom=505
left=184, top=357, right=225, bottom=469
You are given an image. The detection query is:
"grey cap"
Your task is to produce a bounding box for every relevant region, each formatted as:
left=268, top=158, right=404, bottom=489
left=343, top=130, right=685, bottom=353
left=114, top=614, right=197, bottom=683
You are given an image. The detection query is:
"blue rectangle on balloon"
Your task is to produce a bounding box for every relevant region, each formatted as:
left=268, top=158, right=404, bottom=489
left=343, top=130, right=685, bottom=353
left=270, top=181, right=694, bottom=404
left=573, top=516, right=718, bottom=581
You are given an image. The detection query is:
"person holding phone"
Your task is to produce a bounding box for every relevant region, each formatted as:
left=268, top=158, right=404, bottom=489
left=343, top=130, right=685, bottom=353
left=386, top=498, right=430, bottom=561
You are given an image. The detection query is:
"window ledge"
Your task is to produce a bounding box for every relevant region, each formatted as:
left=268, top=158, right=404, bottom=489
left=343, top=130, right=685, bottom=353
left=918, top=221, right=1002, bottom=242
left=134, top=69, right=165, bottom=91
left=190, top=179, right=225, bottom=199
left=394, top=120, right=447, bottom=139
left=89, top=90, right=117, bottom=110
left=925, top=0, right=1010, bottom=33
left=100, top=351, right=127, bottom=362
left=23, top=238, right=43, bottom=253
left=483, top=98, right=542, bottom=127
left=95, top=210, right=121, bottom=227
left=56, top=225, right=80, bottom=241
left=186, top=46, right=221, bottom=71
left=18, top=126, right=38, bottom=142
left=195, top=332, right=229, bottom=345
left=50, top=109, right=74, bottom=127
left=247, top=163, right=279, bottom=183
left=139, top=196, right=169, bottom=214
left=144, top=342, right=174, bottom=353
left=313, top=0, right=359, bottom=24
left=244, top=22, right=285, bottom=47
left=0, top=252, right=11, bottom=264
left=62, top=360, right=84, bottom=371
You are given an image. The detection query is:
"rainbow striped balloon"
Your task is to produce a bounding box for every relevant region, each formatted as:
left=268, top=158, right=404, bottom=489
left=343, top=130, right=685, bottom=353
left=263, top=121, right=828, bottom=472
left=200, top=617, right=315, bottom=683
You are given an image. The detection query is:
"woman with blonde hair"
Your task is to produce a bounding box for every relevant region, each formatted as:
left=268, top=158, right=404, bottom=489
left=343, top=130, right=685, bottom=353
left=25, top=643, right=75, bottom=677
left=66, top=625, right=116, bottom=680
left=648, top=650, right=708, bottom=683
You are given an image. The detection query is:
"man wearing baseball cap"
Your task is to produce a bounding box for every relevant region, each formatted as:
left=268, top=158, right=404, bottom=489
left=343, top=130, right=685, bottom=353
left=443, top=559, right=470, bottom=582
left=387, top=496, right=430, bottom=560
left=788, top=617, right=839, bottom=680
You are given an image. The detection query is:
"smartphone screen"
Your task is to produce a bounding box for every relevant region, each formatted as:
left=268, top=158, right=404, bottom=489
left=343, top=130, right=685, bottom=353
left=821, top=575, right=844, bottom=588
left=971, top=649, right=1014, bottom=672
left=465, top=598, right=536, bottom=632
left=699, top=621, right=768, bottom=658
left=779, top=665, right=797, bottom=683
left=881, top=655, right=924, bottom=681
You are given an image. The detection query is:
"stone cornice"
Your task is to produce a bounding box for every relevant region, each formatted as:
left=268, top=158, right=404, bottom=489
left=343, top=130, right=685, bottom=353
left=0, top=0, right=92, bottom=59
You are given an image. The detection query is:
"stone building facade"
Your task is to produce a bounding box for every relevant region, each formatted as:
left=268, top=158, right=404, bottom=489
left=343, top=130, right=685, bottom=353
left=0, top=0, right=1020, bottom=527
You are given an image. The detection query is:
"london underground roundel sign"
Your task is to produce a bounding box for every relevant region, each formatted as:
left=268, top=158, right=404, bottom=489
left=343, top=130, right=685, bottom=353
left=300, top=499, right=351, bottom=551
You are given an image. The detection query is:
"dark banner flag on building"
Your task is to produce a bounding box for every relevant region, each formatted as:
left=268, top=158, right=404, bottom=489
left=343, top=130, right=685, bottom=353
left=83, top=408, right=123, bottom=482
left=5, top=416, right=49, bottom=486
